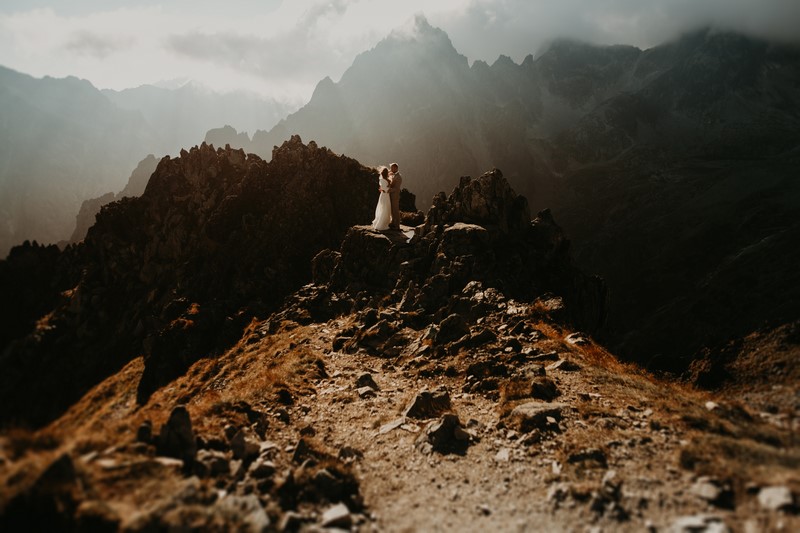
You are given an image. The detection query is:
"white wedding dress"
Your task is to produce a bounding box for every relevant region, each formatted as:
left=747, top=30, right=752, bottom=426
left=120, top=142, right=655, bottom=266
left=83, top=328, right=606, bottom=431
left=372, top=177, right=391, bottom=231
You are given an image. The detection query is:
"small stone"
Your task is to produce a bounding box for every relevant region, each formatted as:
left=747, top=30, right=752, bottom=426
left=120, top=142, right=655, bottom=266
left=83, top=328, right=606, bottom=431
left=416, top=413, right=472, bottom=454
left=247, top=458, right=276, bottom=479
left=507, top=402, right=566, bottom=433
left=299, top=425, right=316, bottom=437
left=278, top=511, right=305, bottom=532
left=567, top=448, right=607, bottom=468
left=136, top=420, right=153, bottom=443
left=495, top=448, right=510, bottom=462
left=404, top=387, right=452, bottom=419
left=357, top=386, right=377, bottom=399
left=670, top=514, right=729, bottom=533
left=705, top=401, right=719, bottom=411
left=355, top=372, right=379, bottom=390
left=757, top=486, right=794, bottom=511
left=530, top=377, right=560, bottom=401
left=230, top=430, right=260, bottom=462
left=275, top=408, right=290, bottom=423
left=548, top=359, right=581, bottom=372
left=565, top=332, right=590, bottom=345
left=379, top=417, right=406, bottom=434
left=196, top=449, right=230, bottom=477
left=216, top=494, right=271, bottom=532
left=338, top=446, right=364, bottom=462
left=321, top=503, right=352, bottom=528
left=690, top=477, right=733, bottom=508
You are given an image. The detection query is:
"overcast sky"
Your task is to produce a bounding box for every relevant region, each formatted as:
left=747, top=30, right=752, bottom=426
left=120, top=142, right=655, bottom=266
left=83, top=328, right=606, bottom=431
left=1, top=0, right=798, bottom=104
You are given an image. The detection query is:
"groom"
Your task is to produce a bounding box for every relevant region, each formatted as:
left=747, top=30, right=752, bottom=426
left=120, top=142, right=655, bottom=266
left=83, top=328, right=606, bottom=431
left=388, top=162, right=402, bottom=230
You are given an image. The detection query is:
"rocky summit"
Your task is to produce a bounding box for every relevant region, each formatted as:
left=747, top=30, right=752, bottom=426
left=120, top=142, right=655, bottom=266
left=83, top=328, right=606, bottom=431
left=0, top=148, right=797, bottom=532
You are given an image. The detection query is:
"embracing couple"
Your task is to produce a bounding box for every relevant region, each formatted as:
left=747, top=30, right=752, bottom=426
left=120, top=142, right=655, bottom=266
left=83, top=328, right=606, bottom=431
left=371, top=162, right=403, bottom=232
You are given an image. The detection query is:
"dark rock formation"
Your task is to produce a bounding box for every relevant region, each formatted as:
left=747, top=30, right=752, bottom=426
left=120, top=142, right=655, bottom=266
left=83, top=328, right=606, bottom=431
left=0, top=241, right=81, bottom=352
left=0, top=136, right=377, bottom=427
left=308, top=169, right=606, bottom=335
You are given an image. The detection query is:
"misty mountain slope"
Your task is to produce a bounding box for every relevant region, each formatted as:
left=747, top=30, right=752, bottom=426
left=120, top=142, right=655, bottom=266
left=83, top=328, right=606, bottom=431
left=0, top=66, right=159, bottom=256
left=104, top=83, right=292, bottom=156
left=69, top=154, right=160, bottom=243
left=0, top=137, right=379, bottom=428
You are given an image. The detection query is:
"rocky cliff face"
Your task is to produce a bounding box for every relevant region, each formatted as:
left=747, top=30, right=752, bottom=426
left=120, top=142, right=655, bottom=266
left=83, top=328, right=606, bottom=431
left=0, top=136, right=379, bottom=426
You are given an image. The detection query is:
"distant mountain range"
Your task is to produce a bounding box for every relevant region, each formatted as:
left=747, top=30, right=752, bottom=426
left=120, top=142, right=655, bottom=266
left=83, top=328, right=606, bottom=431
left=209, top=18, right=800, bottom=375
left=0, top=67, right=290, bottom=256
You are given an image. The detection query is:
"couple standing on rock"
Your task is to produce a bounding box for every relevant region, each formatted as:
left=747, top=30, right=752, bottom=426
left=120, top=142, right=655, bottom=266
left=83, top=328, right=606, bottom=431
left=371, top=162, right=403, bottom=231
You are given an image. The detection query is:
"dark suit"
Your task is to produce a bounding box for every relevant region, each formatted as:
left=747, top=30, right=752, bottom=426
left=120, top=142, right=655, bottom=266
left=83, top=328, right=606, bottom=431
left=388, top=172, right=402, bottom=229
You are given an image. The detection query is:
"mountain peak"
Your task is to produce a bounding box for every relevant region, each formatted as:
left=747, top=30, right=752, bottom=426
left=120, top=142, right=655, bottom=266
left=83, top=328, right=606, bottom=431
left=385, top=14, right=458, bottom=54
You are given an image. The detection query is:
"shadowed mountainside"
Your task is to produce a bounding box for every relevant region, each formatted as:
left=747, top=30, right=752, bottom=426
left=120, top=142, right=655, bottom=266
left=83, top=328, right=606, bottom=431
left=0, top=137, right=379, bottom=427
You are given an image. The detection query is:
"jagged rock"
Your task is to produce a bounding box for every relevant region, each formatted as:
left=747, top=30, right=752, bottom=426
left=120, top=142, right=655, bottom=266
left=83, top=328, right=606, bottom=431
left=436, top=313, right=470, bottom=344
left=404, top=387, right=453, bottom=419
left=416, top=413, right=473, bottom=454
left=757, top=486, right=795, bottom=511
left=321, top=503, right=352, bottom=528
left=427, top=170, right=531, bottom=233
left=156, top=406, right=197, bottom=464
left=507, top=402, right=566, bottom=433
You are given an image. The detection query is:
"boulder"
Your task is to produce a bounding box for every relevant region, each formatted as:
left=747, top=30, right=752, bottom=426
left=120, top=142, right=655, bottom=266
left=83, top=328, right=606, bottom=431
left=507, top=402, right=566, bottom=433
left=416, top=413, right=473, bottom=454
left=757, top=486, right=795, bottom=511
left=404, top=387, right=453, bottom=419
left=157, top=406, right=197, bottom=464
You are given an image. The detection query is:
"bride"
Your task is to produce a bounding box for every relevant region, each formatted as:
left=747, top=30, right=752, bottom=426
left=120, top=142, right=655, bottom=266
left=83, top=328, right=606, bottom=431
left=371, top=166, right=391, bottom=231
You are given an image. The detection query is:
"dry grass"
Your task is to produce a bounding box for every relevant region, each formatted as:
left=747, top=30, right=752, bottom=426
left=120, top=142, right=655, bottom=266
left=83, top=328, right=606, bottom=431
left=679, top=433, right=800, bottom=486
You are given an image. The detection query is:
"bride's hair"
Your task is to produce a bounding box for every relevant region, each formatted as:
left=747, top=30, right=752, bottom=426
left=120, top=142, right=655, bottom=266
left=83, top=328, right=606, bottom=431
left=378, top=166, right=389, bottom=177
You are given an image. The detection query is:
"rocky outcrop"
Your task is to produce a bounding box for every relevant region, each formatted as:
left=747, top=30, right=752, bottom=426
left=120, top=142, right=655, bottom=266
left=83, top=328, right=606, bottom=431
left=305, top=169, right=606, bottom=335
left=0, top=136, right=378, bottom=427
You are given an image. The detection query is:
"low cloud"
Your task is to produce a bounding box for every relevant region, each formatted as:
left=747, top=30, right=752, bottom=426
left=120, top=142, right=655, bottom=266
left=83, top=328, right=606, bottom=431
left=1, top=0, right=799, bottom=102
left=439, top=0, right=800, bottom=64
left=65, top=31, right=134, bottom=59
